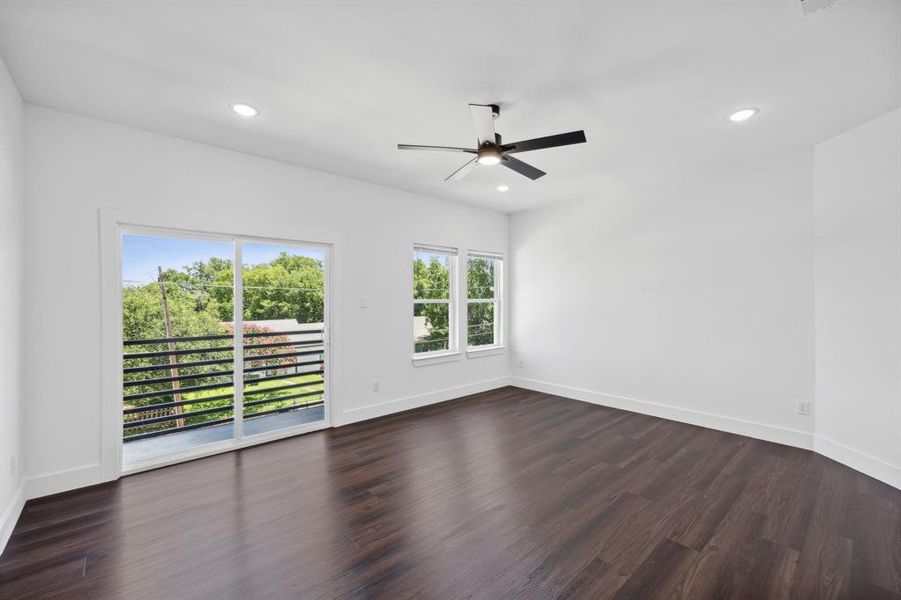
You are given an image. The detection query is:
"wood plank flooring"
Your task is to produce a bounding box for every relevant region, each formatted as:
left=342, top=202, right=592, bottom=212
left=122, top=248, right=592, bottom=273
left=1, top=386, right=899, bottom=599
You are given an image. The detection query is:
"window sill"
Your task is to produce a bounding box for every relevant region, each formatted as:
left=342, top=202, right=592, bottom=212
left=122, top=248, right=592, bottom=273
left=411, top=351, right=462, bottom=367
left=466, top=345, right=506, bottom=358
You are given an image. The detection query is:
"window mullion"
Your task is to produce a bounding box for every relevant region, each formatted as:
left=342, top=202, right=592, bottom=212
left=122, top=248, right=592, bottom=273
left=233, top=240, right=244, bottom=442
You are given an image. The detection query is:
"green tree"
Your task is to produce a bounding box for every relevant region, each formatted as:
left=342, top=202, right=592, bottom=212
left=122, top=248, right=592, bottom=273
left=466, top=258, right=495, bottom=347
left=207, top=253, right=324, bottom=323
left=121, top=281, right=225, bottom=343
left=413, top=256, right=451, bottom=352
left=185, top=256, right=233, bottom=285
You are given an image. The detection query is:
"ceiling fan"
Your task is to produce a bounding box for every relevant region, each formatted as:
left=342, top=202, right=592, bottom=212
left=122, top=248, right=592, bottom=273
left=398, top=104, right=587, bottom=181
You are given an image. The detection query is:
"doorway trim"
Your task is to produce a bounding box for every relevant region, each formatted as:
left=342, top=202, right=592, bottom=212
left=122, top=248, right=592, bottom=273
left=99, top=208, right=342, bottom=479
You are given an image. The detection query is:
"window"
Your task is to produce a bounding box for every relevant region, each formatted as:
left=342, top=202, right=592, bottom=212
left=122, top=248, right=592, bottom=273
left=467, top=252, right=502, bottom=349
left=413, top=245, right=457, bottom=355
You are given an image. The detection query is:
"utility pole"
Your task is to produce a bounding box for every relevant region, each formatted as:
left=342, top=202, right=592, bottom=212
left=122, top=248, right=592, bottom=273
left=158, top=266, right=185, bottom=428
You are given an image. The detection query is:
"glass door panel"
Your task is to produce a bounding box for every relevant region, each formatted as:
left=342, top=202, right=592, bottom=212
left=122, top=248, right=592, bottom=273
left=240, top=241, right=327, bottom=437
left=121, top=233, right=235, bottom=465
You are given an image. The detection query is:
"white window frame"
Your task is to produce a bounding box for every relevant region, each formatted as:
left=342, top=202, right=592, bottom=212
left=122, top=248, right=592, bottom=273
left=412, top=243, right=459, bottom=363
left=466, top=251, right=504, bottom=354
left=100, top=208, right=340, bottom=480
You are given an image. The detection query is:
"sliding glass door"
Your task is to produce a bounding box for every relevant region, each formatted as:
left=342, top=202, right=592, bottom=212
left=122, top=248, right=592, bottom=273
left=120, top=230, right=329, bottom=469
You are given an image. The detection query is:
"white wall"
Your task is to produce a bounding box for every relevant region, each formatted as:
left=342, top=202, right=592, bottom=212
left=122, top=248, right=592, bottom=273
left=23, top=105, right=509, bottom=498
left=12, top=98, right=901, bottom=525
left=510, top=149, right=815, bottom=448
left=814, top=108, right=901, bottom=489
left=0, top=58, right=26, bottom=549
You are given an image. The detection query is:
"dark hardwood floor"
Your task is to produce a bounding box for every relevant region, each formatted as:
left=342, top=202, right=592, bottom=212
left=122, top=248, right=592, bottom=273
left=1, top=386, right=899, bottom=599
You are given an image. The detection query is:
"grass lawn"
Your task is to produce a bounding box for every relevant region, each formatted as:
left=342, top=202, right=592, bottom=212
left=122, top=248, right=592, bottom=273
left=123, top=370, right=325, bottom=440
left=183, top=371, right=325, bottom=415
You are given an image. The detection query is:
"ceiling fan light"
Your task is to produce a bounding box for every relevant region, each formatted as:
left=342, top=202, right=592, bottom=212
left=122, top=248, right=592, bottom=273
left=478, top=145, right=501, bottom=165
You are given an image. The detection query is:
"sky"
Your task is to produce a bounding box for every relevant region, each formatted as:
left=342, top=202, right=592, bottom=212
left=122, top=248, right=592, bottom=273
left=413, top=249, right=450, bottom=266
left=122, top=234, right=325, bottom=284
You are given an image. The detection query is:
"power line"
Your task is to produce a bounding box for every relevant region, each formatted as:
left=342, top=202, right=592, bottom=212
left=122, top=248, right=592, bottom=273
left=123, top=280, right=323, bottom=292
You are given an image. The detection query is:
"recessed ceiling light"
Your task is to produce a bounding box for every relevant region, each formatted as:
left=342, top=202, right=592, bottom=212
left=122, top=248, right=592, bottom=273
left=728, top=107, right=758, bottom=123
left=496, top=184, right=510, bottom=192
left=230, top=103, right=259, bottom=118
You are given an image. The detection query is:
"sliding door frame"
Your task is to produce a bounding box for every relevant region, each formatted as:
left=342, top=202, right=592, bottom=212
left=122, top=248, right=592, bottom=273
left=100, top=209, right=341, bottom=478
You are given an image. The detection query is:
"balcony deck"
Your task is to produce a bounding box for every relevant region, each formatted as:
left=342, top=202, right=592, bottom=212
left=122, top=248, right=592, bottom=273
left=123, top=404, right=325, bottom=464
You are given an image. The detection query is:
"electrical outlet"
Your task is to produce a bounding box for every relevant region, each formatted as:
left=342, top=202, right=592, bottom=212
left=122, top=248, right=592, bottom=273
left=9, top=454, right=16, bottom=477
left=372, top=379, right=380, bottom=392
left=797, top=401, right=811, bottom=416
left=517, top=360, right=525, bottom=369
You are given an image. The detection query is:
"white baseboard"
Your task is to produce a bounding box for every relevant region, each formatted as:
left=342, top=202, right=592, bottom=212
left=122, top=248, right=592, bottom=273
left=814, top=435, right=901, bottom=490
left=24, top=463, right=106, bottom=501
left=337, top=376, right=512, bottom=426
left=0, top=482, right=25, bottom=557
left=511, top=377, right=814, bottom=450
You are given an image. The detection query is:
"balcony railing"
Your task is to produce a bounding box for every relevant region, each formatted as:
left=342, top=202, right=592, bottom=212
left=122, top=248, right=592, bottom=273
left=122, top=328, right=325, bottom=442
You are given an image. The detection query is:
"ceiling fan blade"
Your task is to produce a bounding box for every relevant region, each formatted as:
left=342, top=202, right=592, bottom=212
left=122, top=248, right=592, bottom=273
left=398, top=144, right=476, bottom=153
left=501, top=155, right=546, bottom=180
left=445, top=157, right=479, bottom=181
left=469, top=104, right=497, bottom=146
left=501, top=130, right=586, bottom=154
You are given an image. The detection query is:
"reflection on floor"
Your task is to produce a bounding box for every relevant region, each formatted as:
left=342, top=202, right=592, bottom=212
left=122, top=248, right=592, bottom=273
left=123, top=404, right=326, bottom=464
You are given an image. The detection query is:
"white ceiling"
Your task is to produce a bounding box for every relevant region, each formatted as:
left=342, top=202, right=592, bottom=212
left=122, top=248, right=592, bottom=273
left=1, top=1, right=898, bottom=213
